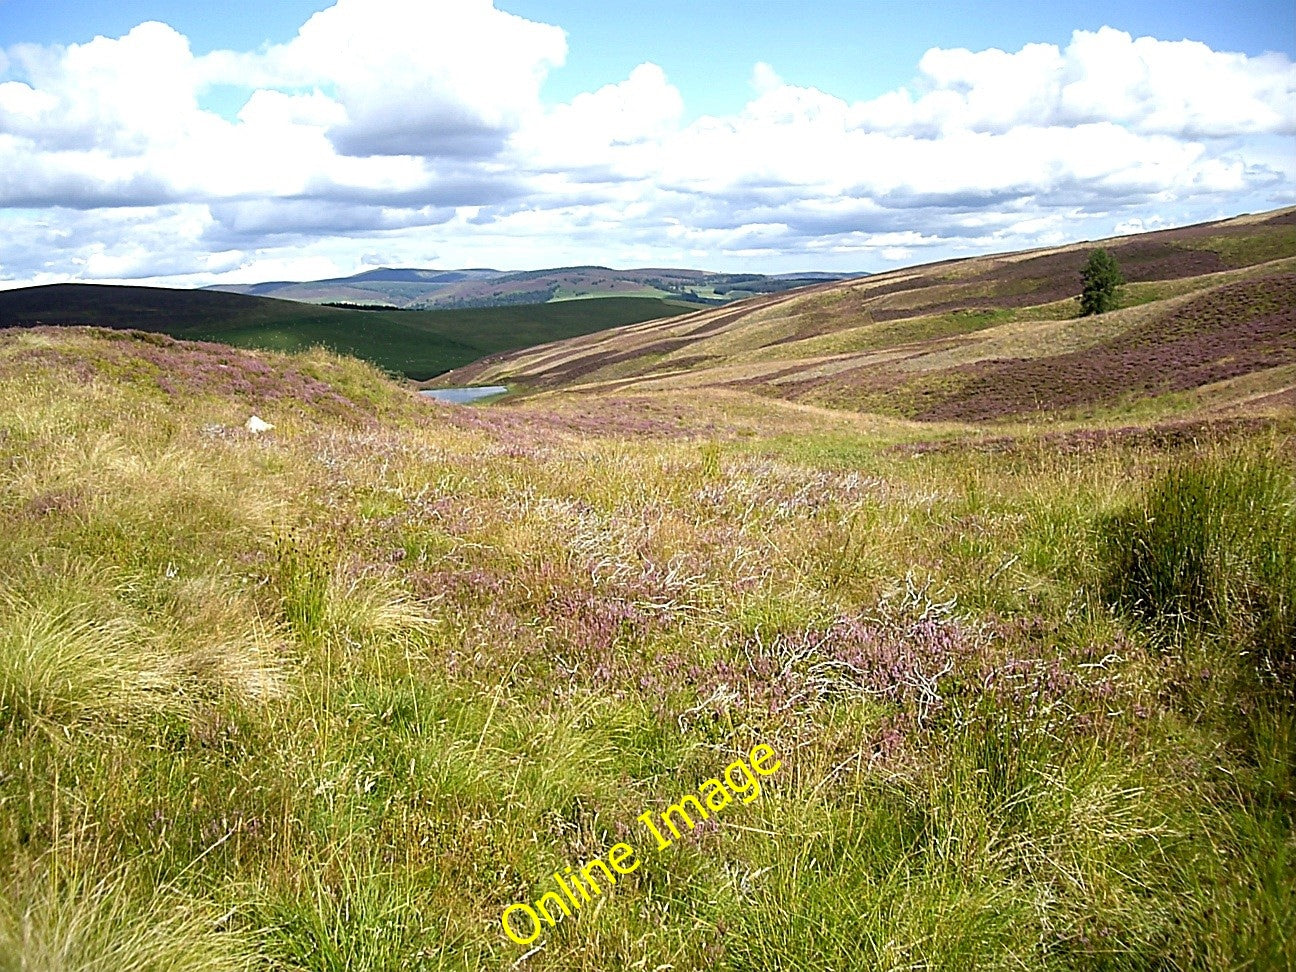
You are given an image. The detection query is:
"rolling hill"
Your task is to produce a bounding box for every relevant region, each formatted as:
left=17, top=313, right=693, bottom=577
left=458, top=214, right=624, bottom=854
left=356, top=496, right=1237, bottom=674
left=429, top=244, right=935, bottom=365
left=207, top=265, right=864, bottom=309
left=0, top=284, right=696, bottom=381
left=439, top=208, right=1296, bottom=425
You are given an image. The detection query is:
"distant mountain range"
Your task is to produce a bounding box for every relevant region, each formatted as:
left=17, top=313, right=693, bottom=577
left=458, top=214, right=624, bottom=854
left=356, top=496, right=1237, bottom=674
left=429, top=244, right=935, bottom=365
left=0, top=265, right=865, bottom=380
left=205, top=266, right=866, bottom=310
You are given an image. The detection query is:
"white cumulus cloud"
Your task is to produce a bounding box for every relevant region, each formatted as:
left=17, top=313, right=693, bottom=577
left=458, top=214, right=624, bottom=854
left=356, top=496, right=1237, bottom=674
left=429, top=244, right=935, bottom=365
left=199, top=0, right=567, bottom=158
left=854, top=27, right=1296, bottom=139
left=0, top=10, right=1291, bottom=285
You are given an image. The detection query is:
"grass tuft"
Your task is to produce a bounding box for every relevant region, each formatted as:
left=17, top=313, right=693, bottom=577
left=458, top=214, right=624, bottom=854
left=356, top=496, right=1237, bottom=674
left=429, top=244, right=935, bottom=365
left=0, top=594, right=171, bottom=728
left=0, top=869, right=254, bottom=972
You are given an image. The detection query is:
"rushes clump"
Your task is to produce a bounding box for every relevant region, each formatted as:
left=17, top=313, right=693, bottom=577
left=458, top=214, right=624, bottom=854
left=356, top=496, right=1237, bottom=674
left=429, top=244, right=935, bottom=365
left=250, top=859, right=433, bottom=972
left=1100, top=448, right=1296, bottom=685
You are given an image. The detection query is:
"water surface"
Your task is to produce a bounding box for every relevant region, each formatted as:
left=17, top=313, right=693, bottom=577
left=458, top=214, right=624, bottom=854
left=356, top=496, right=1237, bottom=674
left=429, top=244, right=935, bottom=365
left=419, top=385, right=508, bottom=404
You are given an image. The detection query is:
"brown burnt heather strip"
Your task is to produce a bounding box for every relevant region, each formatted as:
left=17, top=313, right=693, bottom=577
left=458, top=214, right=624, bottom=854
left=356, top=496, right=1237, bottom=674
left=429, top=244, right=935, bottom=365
left=679, top=302, right=774, bottom=338
left=677, top=283, right=847, bottom=343
left=1104, top=237, right=1229, bottom=280
left=758, top=331, right=982, bottom=406
left=495, top=290, right=838, bottom=388
left=516, top=337, right=705, bottom=387
left=1249, top=386, right=1296, bottom=410
left=915, top=275, right=1296, bottom=421
left=901, top=416, right=1291, bottom=456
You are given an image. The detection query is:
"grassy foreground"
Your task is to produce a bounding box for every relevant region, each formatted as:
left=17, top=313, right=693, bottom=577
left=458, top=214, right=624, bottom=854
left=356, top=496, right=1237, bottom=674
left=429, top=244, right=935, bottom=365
left=0, top=327, right=1292, bottom=970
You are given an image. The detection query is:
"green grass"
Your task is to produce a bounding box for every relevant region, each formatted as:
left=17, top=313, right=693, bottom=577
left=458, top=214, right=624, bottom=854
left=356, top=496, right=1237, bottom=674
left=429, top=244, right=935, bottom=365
left=0, top=285, right=692, bottom=381
left=743, top=308, right=1027, bottom=361
left=0, top=326, right=1292, bottom=970
left=1174, top=226, right=1296, bottom=268
left=551, top=287, right=674, bottom=301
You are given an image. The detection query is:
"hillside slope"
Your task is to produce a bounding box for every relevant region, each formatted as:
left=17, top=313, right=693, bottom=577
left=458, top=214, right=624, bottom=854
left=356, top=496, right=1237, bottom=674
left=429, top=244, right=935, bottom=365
left=444, top=208, right=1296, bottom=424
left=0, top=284, right=693, bottom=380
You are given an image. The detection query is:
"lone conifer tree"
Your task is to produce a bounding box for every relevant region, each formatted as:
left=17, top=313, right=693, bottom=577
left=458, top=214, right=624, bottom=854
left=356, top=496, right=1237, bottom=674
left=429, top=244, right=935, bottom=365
left=1079, top=248, right=1123, bottom=316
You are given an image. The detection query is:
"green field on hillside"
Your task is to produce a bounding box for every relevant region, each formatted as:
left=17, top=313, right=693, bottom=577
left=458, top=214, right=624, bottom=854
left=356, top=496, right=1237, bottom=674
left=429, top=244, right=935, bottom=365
left=0, top=285, right=694, bottom=380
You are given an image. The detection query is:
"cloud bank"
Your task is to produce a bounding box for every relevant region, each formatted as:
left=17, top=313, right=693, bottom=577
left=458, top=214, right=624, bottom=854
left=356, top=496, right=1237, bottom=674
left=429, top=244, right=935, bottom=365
left=0, top=0, right=1292, bottom=285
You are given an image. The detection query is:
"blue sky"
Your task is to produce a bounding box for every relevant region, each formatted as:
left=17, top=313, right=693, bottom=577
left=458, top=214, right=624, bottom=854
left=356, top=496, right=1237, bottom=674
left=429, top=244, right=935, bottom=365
left=0, top=0, right=1292, bottom=284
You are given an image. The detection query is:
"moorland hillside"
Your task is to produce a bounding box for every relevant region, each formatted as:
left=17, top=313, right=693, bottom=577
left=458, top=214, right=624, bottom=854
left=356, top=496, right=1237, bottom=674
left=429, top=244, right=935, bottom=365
left=0, top=285, right=693, bottom=381
left=444, top=208, right=1296, bottom=426
left=207, top=265, right=860, bottom=309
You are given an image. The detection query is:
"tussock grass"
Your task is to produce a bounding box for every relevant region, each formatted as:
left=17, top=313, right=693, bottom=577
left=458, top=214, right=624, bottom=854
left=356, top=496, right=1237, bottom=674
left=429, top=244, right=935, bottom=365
left=160, top=575, right=288, bottom=702
left=0, top=868, right=254, bottom=972
left=0, top=592, right=171, bottom=728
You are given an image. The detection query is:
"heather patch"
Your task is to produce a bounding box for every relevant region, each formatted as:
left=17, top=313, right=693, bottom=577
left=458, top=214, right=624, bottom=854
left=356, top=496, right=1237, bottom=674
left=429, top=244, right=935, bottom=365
left=901, top=416, right=1286, bottom=456
left=0, top=327, right=413, bottom=424
left=438, top=395, right=700, bottom=439
left=915, top=274, right=1296, bottom=420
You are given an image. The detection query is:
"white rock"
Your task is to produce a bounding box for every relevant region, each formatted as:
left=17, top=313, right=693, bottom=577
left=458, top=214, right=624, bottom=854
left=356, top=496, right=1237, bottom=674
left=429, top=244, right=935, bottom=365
left=245, top=415, right=274, bottom=433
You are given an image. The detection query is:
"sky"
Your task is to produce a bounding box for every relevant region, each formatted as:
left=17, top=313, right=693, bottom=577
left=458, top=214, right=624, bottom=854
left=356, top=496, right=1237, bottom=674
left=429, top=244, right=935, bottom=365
left=0, top=0, right=1292, bottom=287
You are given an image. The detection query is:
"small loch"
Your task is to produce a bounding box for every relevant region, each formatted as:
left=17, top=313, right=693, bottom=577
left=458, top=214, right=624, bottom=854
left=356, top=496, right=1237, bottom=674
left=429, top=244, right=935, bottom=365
left=420, top=385, right=508, bottom=404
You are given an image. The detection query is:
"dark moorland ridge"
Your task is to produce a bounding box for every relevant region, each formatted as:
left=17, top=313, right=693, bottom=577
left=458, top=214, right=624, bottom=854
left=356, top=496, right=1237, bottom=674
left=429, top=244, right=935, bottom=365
left=205, top=264, right=866, bottom=309
left=442, top=207, right=1296, bottom=422
left=0, top=285, right=697, bottom=381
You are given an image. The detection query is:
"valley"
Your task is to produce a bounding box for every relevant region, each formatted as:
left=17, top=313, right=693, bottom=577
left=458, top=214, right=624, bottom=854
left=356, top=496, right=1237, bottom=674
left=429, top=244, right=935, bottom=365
left=444, top=209, right=1296, bottom=426
left=0, top=285, right=695, bottom=381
